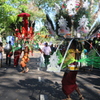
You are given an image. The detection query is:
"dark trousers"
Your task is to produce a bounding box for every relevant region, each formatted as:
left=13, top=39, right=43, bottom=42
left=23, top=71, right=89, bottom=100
left=0, top=59, right=2, bottom=67
left=44, top=55, right=50, bottom=66
left=6, top=53, right=11, bottom=65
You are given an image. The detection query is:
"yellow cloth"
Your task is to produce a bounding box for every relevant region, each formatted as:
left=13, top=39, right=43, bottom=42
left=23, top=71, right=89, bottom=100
left=64, top=49, right=76, bottom=65
left=62, top=49, right=78, bottom=70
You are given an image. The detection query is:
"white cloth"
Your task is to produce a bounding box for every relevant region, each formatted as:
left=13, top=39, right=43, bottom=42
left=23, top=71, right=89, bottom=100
left=42, top=46, right=51, bottom=55
left=39, top=53, right=45, bottom=67
left=4, top=43, right=12, bottom=53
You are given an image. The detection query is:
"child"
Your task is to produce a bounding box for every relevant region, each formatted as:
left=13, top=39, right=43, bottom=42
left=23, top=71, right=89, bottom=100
left=20, top=46, right=30, bottom=73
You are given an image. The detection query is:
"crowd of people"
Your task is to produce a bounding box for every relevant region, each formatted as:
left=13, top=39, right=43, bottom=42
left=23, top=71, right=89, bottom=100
left=0, top=39, right=57, bottom=70
left=59, top=37, right=100, bottom=100
left=38, top=37, right=100, bottom=100
left=0, top=36, right=100, bottom=100
left=0, top=40, right=31, bottom=73
left=0, top=40, right=57, bottom=72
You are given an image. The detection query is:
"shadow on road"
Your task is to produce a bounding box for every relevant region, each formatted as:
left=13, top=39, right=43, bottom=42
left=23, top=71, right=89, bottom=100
left=18, top=78, right=65, bottom=100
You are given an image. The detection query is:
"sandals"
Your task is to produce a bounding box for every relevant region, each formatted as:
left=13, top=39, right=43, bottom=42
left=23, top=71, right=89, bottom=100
left=79, top=95, right=84, bottom=100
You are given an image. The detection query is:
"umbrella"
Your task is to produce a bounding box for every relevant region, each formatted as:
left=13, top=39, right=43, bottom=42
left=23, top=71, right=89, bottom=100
left=18, top=13, right=30, bottom=17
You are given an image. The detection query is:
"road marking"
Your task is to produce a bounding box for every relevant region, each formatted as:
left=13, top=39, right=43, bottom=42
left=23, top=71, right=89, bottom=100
left=40, top=94, right=48, bottom=100
left=37, top=67, right=40, bottom=71
left=38, top=76, right=41, bottom=82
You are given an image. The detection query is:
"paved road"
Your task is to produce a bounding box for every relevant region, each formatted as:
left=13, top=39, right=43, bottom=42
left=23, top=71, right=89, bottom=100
left=0, top=51, right=100, bottom=100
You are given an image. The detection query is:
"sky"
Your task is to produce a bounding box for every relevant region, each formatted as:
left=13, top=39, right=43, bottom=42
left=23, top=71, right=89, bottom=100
left=34, top=19, right=43, bottom=32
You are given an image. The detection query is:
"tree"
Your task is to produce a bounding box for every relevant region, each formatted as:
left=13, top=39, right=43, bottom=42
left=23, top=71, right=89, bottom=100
left=0, top=0, right=29, bottom=36
left=0, top=0, right=57, bottom=37
left=1, top=0, right=100, bottom=39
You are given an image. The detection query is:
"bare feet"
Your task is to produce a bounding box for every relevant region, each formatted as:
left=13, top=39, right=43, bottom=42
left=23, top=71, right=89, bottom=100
left=25, top=68, right=29, bottom=72
left=79, top=95, right=84, bottom=100
left=20, top=70, right=25, bottom=73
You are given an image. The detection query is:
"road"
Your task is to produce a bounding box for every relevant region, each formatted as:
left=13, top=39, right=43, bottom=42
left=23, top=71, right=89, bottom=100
left=0, top=51, right=100, bottom=100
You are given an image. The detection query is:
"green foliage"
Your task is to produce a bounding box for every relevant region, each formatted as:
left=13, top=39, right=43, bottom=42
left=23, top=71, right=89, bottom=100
left=34, top=26, right=56, bottom=43
left=0, top=0, right=100, bottom=40
left=32, top=0, right=60, bottom=7
left=0, top=0, right=29, bottom=37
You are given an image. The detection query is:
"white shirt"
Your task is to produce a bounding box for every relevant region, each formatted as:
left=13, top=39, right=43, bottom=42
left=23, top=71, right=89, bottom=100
left=42, top=46, right=51, bottom=55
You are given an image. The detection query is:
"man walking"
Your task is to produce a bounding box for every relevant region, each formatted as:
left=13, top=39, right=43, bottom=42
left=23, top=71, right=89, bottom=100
left=42, top=42, right=51, bottom=67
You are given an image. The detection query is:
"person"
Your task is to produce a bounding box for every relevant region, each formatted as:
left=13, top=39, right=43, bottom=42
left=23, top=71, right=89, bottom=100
left=50, top=44, right=56, bottom=55
left=81, top=44, right=88, bottom=67
left=13, top=42, right=22, bottom=67
left=62, top=40, right=84, bottom=100
left=42, top=42, right=51, bottom=67
left=20, top=45, right=30, bottom=72
left=4, top=41, right=12, bottom=66
left=0, top=42, right=3, bottom=67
